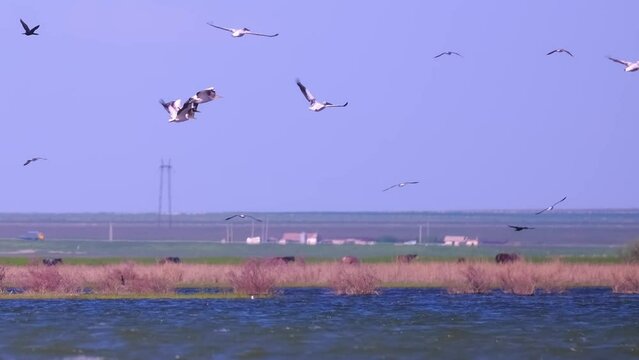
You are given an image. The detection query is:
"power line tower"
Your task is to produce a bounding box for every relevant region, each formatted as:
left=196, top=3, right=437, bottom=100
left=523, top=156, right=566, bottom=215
left=158, top=159, right=173, bottom=227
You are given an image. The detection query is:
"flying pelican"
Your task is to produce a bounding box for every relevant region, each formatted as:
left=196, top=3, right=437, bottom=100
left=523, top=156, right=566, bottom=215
left=206, top=23, right=278, bottom=38
left=383, top=181, right=419, bottom=192
left=434, top=51, right=462, bottom=58
left=23, top=157, right=46, bottom=166
left=159, top=99, right=198, bottom=123
left=607, top=56, right=639, bottom=72
left=535, top=196, right=567, bottom=215
left=546, top=48, right=573, bottom=57
left=189, top=87, right=221, bottom=111
left=20, top=19, right=39, bottom=36
left=296, top=79, right=348, bottom=112
left=225, top=214, right=263, bottom=222
left=508, top=225, right=535, bottom=232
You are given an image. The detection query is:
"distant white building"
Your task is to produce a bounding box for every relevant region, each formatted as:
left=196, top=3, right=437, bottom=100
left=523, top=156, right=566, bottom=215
left=246, top=236, right=261, bottom=245
left=443, top=235, right=479, bottom=246
left=278, top=232, right=319, bottom=245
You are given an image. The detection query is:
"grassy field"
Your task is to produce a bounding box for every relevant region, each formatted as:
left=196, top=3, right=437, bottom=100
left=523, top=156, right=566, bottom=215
left=0, top=239, right=627, bottom=264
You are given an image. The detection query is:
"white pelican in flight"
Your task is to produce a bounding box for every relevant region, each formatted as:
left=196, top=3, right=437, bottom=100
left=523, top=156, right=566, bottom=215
left=189, top=87, right=221, bottom=111
left=296, top=79, right=348, bottom=112
left=20, top=19, right=39, bottom=36
left=159, top=99, right=198, bottom=123
left=607, top=56, right=639, bottom=72
left=535, top=196, right=567, bottom=215
left=434, top=51, right=462, bottom=58
left=383, top=181, right=419, bottom=192
left=206, top=23, right=278, bottom=38
left=546, top=48, right=573, bottom=57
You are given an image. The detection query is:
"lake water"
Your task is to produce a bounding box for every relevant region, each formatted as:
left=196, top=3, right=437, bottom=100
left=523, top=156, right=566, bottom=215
left=0, top=288, right=637, bottom=359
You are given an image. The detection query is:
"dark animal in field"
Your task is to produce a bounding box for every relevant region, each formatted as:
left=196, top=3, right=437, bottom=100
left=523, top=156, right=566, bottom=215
left=495, top=253, right=520, bottom=264
left=457, top=257, right=466, bottom=263
left=341, top=256, right=360, bottom=265
left=42, top=258, right=63, bottom=266
left=158, top=257, right=181, bottom=264
left=396, top=254, right=418, bottom=263
left=269, top=256, right=296, bottom=265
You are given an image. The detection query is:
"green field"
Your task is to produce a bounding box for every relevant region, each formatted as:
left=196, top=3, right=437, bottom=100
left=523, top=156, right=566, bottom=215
left=0, top=239, right=627, bottom=264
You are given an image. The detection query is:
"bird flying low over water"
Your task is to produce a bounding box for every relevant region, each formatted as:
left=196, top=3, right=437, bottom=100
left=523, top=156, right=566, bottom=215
left=607, top=56, right=639, bottom=72
left=20, top=19, right=39, bottom=36
left=434, top=51, right=462, bottom=58
left=546, top=48, right=573, bottom=57
left=382, top=181, right=419, bottom=192
left=206, top=22, right=278, bottom=38
left=296, top=79, right=348, bottom=112
left=508, top=225, right=535, bottom=232
left=225, top=214, right=263, bottom=222
left=535, top=196, right=567, bottom=215
left=23, top=157, right=46, bottom=166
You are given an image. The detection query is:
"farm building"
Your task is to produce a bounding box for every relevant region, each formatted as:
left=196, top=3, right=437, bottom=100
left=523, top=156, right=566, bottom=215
left=443, top=235, right=479, bottom=246
left=278, top=232, right=319, bottom=245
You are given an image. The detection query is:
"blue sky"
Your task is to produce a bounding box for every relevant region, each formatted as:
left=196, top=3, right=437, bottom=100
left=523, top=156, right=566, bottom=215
left=2, top=0, right=638, bottom=212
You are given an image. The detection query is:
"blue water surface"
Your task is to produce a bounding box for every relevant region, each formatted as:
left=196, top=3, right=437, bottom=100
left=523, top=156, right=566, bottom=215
left=0, top=288, right=637, bottom=359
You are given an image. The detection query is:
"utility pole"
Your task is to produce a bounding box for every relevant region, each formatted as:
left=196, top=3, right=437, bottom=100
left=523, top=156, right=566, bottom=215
left=418, top=224, right=422, bottom=245
left=158, top=159, right=173, bottom=227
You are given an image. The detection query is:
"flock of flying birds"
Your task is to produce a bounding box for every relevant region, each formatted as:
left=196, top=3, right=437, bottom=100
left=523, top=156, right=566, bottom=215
left=17, top=16, right=624, bottom=231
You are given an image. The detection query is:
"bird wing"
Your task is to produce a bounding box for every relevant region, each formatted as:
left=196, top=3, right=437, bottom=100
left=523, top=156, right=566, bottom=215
left=405, top=181, right=419, bottom=185
left=225, top=215, right=239, bottom=221
left=247, top=215, right=263, bottom=222
left=20, top=19, right=30, bottom=32
left=325, top=102, right=348, bottom=108
left=23, top=160, right=31, bottom=166
left=508, top=225, right=519, bottom=229
left=552, top=196, right=567, bottom=207
left=177, top=99, right=196, bottom=117
left=546, top=49, right=558, bottom=55
left=433, top=52, right=445, bottom=58
left=608, top=57, right=631, bottom=66
left=207, top=23, right=233, bottom=33
left=383, top=184, right=398, bottom=192
left=564, top=50, right=574, bottom=57
left=451, top=52, right=463, bottom=57
left=31, top=25, right=40, bottom=32
left=246, top=31, right=279, bottom=37
left=535, top=207, right=549, bottom=215
left=296, top=79, right=315, bottom=103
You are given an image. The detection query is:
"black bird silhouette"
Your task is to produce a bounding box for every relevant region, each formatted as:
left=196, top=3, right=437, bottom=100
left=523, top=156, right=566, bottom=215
left=535, top=196, right=567, bottom=215
left=508, top=225, right=535, bottom=232
left=225, top=214, right=263, bottom=222
left=20, top=19, right=40, bottom=36
left=546, top=48, right=574, bottom=57
left=434, top=51, right=462, bottom=58
left=23, top=157, right=46, bottom=166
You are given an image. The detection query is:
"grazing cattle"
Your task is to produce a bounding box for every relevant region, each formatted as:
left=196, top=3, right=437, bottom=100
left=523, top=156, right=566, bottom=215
left=270, top=256, right=296, bottom=265
left=42, top=258, right=63, bottom=266
left=396, top=254, right=418, bottom=263
left=341, top=256, right=360, bottom=265
left=158, top=257, right=181, bottom=265
left=495, top=253, right=520, bottom=264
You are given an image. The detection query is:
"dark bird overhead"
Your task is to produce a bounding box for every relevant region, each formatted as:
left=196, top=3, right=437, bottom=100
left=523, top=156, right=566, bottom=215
left=535, top=196, right=567, bottom=215
left=434, top=51, right=462, bottom=59
left=225, top=214, right=263, bottom=222
left=23, top=157, right=46, bottom=166
left=382, top=181, right=419, bottom=192
left=508, top=225, right=535, bottom=232
left=20, top=19, right=40, bottom=36
left=546, top=48, right=573, bottom=57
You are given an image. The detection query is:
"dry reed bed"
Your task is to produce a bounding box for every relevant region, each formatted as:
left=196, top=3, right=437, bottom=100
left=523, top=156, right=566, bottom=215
left=0, top=261, right=638, bottom=295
